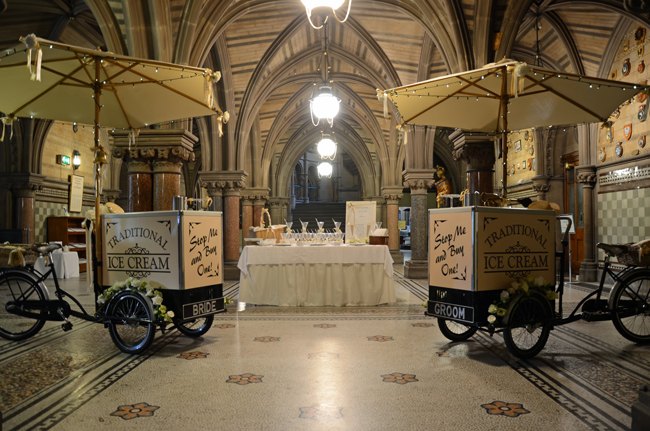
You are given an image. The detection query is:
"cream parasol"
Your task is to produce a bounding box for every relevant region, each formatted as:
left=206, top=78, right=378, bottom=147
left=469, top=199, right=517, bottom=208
left=381, top=58, right=647, bottom=196
left=0, top=34, right=228, bottom=281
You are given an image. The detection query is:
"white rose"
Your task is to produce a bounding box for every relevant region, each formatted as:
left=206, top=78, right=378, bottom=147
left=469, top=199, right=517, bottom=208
left=166, top=310, right=175, bottom=318
left=152, top=296, right=163, bottom=305
left=500, top=290, right=510, bottom=301
left=487, top=315, right=497, bottom=324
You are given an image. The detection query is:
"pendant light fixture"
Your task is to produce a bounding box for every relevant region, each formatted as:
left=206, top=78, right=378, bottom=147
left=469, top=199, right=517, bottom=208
left=317, top=161, right=333, bottom=178
left=310, top=21, right=340, bottom=127
left=316, top=133, right=337, bottom=160
left=301, top=0, right=352, bottom=30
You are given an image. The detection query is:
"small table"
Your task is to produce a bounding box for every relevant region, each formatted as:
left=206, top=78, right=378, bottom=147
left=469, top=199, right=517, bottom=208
left=237, top=244, right=395, bottom=306
left=34, top=251, right=80, bottom=279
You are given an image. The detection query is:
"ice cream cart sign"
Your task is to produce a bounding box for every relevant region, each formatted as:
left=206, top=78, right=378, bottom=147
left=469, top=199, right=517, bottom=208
left=477, top=211, right=555, bottom=291
left=103, top=215, right=179, bottom=288
left=182, top=215, right=223, bottom=288
left=429, top=208, right=555, bottom=292
left=428, top=211, right=473, bottom=290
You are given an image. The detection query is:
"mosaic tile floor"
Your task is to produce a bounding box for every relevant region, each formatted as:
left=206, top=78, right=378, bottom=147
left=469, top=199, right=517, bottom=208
left=0, top=268, right=649, bottom=430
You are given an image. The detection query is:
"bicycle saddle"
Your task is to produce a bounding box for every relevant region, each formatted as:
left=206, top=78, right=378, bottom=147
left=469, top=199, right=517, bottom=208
left=596, top=242, right=630, bottom=256
left=32, top=243, right=63, bottom=255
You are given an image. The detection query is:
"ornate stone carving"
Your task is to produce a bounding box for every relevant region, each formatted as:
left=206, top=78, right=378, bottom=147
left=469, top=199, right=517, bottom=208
left=576, top=166, right=597, bottom=186
left=403, top=178, right=434, bottom=192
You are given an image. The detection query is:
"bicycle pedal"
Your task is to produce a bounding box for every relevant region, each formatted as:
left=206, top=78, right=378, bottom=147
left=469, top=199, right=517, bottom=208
left=61, top=321, right=73, bottom=331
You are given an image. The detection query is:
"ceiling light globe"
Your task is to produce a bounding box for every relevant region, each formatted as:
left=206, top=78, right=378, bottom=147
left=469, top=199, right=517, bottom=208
left=317, top=136, right=337, bottom=159
left=311, top=87, right=340, bottom=120
left=317, top=161, right=333, bottom=178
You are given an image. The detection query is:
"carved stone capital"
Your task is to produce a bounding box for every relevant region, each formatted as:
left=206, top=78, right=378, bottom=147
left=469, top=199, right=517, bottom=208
left=111, top=129, right=197, bottom=163
left=199, top=170, right=248, bottom=194
left=403, top=170, right=435, bottom=194
left=0, top=173, right=45, bottom=196
left=576, top=165, right=597, bottom=187
left=381, top=186, right=403, bottom=204
left=152, top=160, right=183, bottom=175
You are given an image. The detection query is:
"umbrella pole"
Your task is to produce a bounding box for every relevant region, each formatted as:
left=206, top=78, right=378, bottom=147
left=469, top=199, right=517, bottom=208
left=92, top=58, right=104, bottom=289
left=501, top=66, right=509, bottom=199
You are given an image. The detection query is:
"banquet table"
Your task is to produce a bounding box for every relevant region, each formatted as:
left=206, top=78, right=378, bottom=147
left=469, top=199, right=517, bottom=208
left=237, top=244, right=395, bottom=306
left=34, top=251, right=80, bottom=279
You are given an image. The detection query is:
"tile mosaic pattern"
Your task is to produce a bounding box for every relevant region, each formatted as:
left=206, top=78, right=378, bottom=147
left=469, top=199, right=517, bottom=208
left=380, top=372, right=419, bottom=384
left=481, top=401, right=530, bottom=417
left=110, top=402, right=159, bottom=420
left=225, top=373, right=264, bottom=385
left=0, top=273, right=648, bottom=431
left=177, top=351, right=209, bottom=360
left=597, top=187, right=650, bottom=247
left=367, top=335, right=394, bottom=342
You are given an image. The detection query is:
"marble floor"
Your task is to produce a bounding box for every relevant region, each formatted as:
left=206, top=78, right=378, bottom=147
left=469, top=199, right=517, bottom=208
left=1, top=265, right=649, bottom=431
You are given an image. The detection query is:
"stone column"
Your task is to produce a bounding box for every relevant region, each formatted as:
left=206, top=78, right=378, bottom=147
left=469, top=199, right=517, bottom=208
left=577, top=166, right=598, bottom=282
left=202, top=181, right=223, bottom=212
left=12, top=184, right=41, bottom=243
left=403, top=171, right=435, bottom=278
left=153, top=160, right=182, bottom=210
left=450, top=130, right=496, bottom=195
left=241, top=195, right=254, bottom=239
left=223, top=186, right=242, bottom=280
left=268, top=197, right=283, bottom=224
left=111, top=129, right=196, bottom=212
left=383, top=186, right=403, bottom=264
left=2, top=174, right=43, bottom=243
left=205, top=171, right=248, bottom=280
left=126, top=161, right=153, bottom=212
left=249, top=189, right=269, bottom=227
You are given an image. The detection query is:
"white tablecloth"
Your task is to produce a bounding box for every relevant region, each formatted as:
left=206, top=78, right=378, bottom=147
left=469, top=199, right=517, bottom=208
left=237, top=245, right=395, bottom=306
left=34, top=251, right=80, bottom=279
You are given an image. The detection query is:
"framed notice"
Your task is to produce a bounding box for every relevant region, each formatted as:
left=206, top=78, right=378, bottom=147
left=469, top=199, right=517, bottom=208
left=69, top=174, right=84, bottom=213
left=559, top=214, right=575, bottom=235
left=345, top=201, right=376, bottom=243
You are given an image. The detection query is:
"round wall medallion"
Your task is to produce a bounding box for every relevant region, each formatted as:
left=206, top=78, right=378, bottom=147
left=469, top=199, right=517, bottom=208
left=615, top=142, right=624, bottom=158
left=598, top=147, right=606, bottom=162
left=622, top=58, right=631, bottom=76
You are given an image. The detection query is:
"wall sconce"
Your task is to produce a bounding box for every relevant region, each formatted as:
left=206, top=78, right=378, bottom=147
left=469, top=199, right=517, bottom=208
left=72, top=150, right=81, bottom=170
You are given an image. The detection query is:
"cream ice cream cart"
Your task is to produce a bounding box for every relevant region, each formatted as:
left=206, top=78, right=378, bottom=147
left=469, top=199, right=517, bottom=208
left=102, top=210, right=225, bottom=349
left=426, top=206, right=558, bottom=357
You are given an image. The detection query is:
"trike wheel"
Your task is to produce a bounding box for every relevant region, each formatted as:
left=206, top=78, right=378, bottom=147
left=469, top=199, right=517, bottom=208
left=437, top=318, right=477, bottom=341
left=0, top=270, right=47, bottom=341
left=174, top=315, right=214, bottom=337
left=503, top=293, right=552, bottom=359
left=611, top=268, right=650, bottom=343
left=106, top=291, right=155, bottom=354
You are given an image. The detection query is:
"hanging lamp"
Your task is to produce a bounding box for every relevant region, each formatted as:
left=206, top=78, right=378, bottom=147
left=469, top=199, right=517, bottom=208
left=301, top=0, right=352, bottom=29
left=317, top=161, right=333, bottom=178
left=316, top=133, right=337, bottom=160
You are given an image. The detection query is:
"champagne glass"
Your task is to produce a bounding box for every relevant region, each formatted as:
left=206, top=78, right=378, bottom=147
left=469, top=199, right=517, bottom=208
left=300, top=219, right=309, bottom=233
left=333, top=219, right=341, bottom=232
left=284, top=219, right=294, bottom=233
left=316, top=218, right=325, bottom=232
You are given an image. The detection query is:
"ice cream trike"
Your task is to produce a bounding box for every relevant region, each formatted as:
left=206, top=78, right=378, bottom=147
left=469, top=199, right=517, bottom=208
left=425, top=206, right=650, bottom=358
left=0, top=210, right=226, bottom=354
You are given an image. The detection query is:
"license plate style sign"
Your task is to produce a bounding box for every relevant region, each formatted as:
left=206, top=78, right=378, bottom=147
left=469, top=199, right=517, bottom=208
left=429, top=301, right=474, bottom=323
left=183, top=299, right=222, bottom=319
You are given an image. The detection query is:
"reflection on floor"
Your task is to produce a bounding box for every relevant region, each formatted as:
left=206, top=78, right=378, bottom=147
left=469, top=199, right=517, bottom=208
left=1, top=267, right=649, bottom=430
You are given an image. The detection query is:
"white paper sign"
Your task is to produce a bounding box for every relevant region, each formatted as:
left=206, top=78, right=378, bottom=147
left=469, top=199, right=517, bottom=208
left=345, top=201, right=376, bottom=243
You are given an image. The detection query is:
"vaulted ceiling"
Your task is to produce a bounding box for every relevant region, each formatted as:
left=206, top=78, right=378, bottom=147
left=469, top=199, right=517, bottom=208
left=1, top=0, right=648, bottom=195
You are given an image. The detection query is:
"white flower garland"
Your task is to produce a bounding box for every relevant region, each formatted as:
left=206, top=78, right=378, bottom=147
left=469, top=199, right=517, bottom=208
left=98, top=277, right=174, bottom=323
left=487, top=276, right=556, bottom=325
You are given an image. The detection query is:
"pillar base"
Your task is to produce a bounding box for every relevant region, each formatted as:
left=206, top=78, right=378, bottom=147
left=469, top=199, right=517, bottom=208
left=403, top=259, right=428, bottom=279
left=390, top=249, right=404, bottom=264
left=579, top=260, right=599, bottom=283
left=224, top=261, right=241, bottom=281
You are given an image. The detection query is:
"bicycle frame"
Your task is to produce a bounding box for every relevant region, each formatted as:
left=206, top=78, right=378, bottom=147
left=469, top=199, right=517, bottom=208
left=553, top=250, right=649, bottom=329
left=22, top=250, right=99, bottom=323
